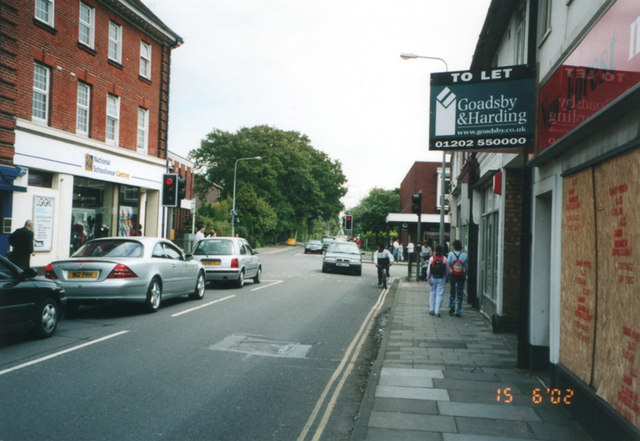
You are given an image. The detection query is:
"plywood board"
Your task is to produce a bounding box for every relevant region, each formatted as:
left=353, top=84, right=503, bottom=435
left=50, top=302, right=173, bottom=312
left=592, top=148, right=640, bottom=428
left=559, top=169, right=597, bottom=383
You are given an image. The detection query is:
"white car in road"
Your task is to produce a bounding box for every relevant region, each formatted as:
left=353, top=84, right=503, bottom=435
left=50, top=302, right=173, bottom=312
left=192, top=237, right=261, bottom=288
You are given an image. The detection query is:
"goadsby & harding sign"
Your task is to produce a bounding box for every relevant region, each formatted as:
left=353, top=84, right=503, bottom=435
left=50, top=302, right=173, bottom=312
left=429, top=65, right=536, bottom=151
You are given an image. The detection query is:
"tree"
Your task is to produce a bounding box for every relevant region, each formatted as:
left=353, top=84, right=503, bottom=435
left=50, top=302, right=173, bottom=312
left=351, top=188, right=400, bottom=244
left=190, top=125, right=347, bottom=243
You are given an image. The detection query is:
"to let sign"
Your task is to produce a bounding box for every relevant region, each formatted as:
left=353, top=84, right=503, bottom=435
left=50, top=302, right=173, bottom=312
left=429, top=65, right=536, bottom=151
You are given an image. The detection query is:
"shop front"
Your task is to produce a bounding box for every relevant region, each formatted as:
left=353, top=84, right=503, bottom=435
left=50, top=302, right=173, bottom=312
left=13, top=120, right=165, bottom=267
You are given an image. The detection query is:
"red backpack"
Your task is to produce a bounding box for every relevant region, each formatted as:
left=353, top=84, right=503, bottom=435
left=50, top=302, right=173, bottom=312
left=451, top=252, right=465, bottom=277
left=430, top=255, right=445, bottom=278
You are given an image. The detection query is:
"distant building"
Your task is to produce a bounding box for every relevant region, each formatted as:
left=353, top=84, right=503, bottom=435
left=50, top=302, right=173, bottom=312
left=387, top=160, right=450, bottom=247
left=0, top=0, right=182, bottom=264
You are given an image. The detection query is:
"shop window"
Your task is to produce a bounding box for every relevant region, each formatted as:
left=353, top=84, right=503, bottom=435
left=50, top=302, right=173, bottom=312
left=118, top=185, right=140, bottom=236
left=28, top=170, right=53, bottom=188
left=71, top=177, right=114, bottom=253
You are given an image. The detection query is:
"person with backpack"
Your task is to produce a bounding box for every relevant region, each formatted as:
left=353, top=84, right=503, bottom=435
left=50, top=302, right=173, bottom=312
left=447, top=239, right=469, bottom=317
left=426, top=244, right=449, bottom=317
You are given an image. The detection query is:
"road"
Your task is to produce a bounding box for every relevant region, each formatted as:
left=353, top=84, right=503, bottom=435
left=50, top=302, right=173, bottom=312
left=0, top=246, right=392, bottom=441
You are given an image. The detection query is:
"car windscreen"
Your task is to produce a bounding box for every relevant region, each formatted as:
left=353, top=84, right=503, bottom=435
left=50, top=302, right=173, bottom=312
left=194, top=239, right=234, bottom=255
left=73, top=240, right=143, bottom=258
left=327, top=243, right=359, bottom=254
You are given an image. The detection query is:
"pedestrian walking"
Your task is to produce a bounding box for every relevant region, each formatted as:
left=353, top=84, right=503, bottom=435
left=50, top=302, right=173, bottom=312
left=447, top=240, right=468, bottom=317
left=427, top=244, right=449, bottom=317
left=194, top=225, right=206, bottom=246
left=8, top=220, right=35, bottom=270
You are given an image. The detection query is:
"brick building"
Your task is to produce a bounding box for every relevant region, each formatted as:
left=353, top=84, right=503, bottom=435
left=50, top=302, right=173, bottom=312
left=387, top=160, right=450, bottom=248
left=0, top=0, right=182, bottom=265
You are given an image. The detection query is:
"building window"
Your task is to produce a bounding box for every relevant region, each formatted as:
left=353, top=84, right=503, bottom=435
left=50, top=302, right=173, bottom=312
left=539, top=0, right=552, bottom=42
left=140, top=41, right=151, bottom=79
left=108, top=21, right=122, bottom=63
left=28, top=170, right=53, bottom=188
left=76, top=82, right=90, bottom=136
left=32, top=63, right=50, bottom=124
left=72, top=176, right=114, bottom=252
left=78, top=2, right=95, bottom=48
left=35, top=0, right=54, bottom=27
left=137, top=108, right=149, bottom=154
left=106, top=94, right=119, bottom=145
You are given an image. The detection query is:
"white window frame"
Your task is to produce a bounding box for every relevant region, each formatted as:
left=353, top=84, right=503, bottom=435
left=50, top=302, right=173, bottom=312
left=137, top=107, right=149, bottom=154
left=32, top=63, right=50, bottom=125
left=35, top=0, right=54, bottom=27
left=76, top=82, right=90, bottom=136
left=78, top=2, right=95, bottom=49
left=140, top=41, right=152, bottom=79
left=108, top=21, right=122, bottom=63
left=106, top=94, right=120, bottom=145
left=539, top=0, right=552, bottom=44
left=515, top=4, right=527, bottom=64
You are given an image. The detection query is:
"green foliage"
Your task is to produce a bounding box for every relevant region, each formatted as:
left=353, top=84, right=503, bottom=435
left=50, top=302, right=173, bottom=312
left=190, top=125, right=347, bottom=244
left=350, top=187, right=400, bottom=244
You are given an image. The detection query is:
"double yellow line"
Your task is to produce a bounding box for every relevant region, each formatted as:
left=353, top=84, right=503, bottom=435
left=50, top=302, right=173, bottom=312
left=297, top=280, right=392, bottom=441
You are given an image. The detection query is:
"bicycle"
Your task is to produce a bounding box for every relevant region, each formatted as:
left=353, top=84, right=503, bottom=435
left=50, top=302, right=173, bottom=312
left=376, top=256, right=391, bottom=288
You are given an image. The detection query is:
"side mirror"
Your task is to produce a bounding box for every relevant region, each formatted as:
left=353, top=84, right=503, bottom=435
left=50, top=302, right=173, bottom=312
left=22, top=267, right=38, bottom=279
left=185, top=254, right=194, bottom=261
left=253, top=250, right=260, bottom=255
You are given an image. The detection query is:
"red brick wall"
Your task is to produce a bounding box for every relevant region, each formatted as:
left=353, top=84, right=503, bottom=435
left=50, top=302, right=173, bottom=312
left=14, top=0, right=171, bottom=158
left=0, top=0, right=19, bottom=165
left=399, top=161, right=447, bottom=215
left=502, top=168, right=523, bottom=328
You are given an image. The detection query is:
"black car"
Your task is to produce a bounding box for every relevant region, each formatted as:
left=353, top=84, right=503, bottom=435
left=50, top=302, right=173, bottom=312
left=304, top=240, right=323, bottom=254
left=0, top=256, right=66, bottom=338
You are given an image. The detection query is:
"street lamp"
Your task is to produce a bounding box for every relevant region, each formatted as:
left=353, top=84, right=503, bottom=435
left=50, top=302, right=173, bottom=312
left=231, top=156, right=262, bottom=236
left=400, top=53, right=449, bottom=249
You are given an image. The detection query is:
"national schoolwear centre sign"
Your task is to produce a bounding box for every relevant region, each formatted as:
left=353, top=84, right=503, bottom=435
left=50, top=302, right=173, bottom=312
left=429, top=65, right=536, bottom=151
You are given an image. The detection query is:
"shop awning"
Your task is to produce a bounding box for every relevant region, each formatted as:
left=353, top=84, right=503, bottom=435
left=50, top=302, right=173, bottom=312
left=0, top=165, right=27, bottom=192
left=386, top=213, right=447, bottom=224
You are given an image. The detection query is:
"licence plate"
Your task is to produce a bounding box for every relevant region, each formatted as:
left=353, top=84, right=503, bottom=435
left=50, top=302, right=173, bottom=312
left=68, top=271, right=98, bottom=279
left=203, top=260, right=221, bottom=266
left=336, top=262, right=349, bottom=267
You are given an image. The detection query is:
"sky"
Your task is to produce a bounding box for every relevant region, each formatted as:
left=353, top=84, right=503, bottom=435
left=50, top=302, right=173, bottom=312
left=143, top=0, right=492, bottom=209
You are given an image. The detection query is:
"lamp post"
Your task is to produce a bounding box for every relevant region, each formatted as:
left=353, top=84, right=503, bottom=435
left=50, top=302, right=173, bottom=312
left=400, top=53, right=449, bottom=249
left=231, top=156, right=262, bottom=236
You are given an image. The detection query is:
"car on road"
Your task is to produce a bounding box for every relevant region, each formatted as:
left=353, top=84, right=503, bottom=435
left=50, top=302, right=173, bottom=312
left=321, top=236, right=334, bottom=252
left=0, top=256, right=66, bottom=338
left=322, top=241, right=363, bottom=275
left=45, top=237, right=205, bottom=313
left=192, top=237, right=261, bottom=288
left=304, top=240, right=323, bottom=254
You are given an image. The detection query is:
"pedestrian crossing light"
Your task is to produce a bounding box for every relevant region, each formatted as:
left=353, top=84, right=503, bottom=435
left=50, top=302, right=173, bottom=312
left=412, top=192, right=422, bottom=214
left=345, top=215, right=353, bottom=230
left=162, top=173, right=178, bottom=207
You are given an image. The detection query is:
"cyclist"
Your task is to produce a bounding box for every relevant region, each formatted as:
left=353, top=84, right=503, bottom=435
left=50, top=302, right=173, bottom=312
left=373, top=243, right=394, bottom=288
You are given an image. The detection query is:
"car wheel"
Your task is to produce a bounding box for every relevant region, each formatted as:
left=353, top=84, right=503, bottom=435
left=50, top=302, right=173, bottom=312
left=145, top=278, right=162, bottom=312
left=355, top=267, right=362, bottom=276
left=253, top=266, right=261, bottom=284
left=190, top=271, right=206, bottom=300
left=32, top=297, right=59, bottom=338
left=235, top=270, right=245, bottom=288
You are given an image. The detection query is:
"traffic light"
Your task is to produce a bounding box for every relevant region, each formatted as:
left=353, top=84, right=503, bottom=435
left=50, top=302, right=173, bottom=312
left=411, top=192, right=422, bottom=214
left=162, top=173, right=178, bottom=207
left=345, top=214, right=353, bottom=230
left=177, top=176, right=186, bottom=201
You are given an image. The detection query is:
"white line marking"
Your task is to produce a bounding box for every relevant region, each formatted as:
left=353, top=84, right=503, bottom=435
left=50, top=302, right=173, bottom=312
left=0, top=330, right=129, bottom=377
left=251, top=280, right=283, bottom=292
left=171, top=295, right=236, bottom=317
left=298, top=282, right=390, bottom=441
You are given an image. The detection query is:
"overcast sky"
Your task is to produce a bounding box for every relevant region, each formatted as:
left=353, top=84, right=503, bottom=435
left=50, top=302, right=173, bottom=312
left=144, top=0, right=492, bottom=209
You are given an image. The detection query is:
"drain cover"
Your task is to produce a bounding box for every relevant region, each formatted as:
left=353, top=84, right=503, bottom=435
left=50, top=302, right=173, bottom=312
left=418, top=341, right=467, bottom=349
left=210, top=334, right=311, bottom=359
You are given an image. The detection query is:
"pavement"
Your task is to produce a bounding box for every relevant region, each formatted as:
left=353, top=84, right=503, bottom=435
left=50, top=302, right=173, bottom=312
left=351, top=275, right=596, bottom=441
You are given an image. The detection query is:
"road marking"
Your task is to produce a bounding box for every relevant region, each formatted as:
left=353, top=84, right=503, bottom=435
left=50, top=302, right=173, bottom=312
left=297, top=281, right=392, bottom=441
left=171, top=295, right=236, bottom=317
left=251, top=279, right=283, bottom=292
left=0, top=330, right=129, bottom=377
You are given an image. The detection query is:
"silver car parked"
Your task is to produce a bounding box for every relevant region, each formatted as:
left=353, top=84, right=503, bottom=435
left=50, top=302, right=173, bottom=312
left=192, top=237, right=261, bottom=288
left=45, top=237, right=206, bottom=312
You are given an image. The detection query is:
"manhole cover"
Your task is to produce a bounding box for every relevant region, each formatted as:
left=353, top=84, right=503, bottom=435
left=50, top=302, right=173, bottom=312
left=418, top=341, right=467, bottom=349
left=210, top=334, right=311, bottom=359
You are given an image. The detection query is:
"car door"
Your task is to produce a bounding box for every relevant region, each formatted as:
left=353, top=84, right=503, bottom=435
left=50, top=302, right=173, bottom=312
left=241, top=241, right=258, bottom=277
left=163, top=242, right=194, bottom=295
left=151, top=241, right=178, bottom=294
left=0, top=260, right=35, bottom=331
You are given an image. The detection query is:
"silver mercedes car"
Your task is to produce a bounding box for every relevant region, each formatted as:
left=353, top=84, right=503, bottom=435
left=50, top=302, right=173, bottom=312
left=45, top=237, right=205, bottom=312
